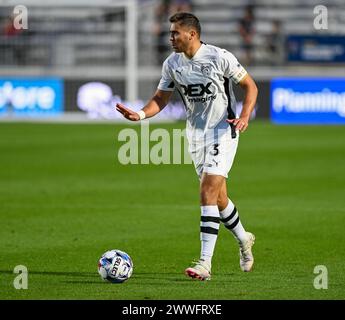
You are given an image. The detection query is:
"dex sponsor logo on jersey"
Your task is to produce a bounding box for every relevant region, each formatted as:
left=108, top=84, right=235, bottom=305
left=181, top=83, right=212, bottom=96
left=179, top=82, right=216, bottom=103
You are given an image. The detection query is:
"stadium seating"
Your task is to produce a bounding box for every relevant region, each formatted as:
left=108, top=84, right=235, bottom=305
left=0, top=0, right=344, bottom=68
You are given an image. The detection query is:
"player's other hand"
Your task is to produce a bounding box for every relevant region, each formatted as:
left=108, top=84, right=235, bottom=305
left=115, top=103, right=140, bottom=121
left=226, top=117, right=249, bottom=133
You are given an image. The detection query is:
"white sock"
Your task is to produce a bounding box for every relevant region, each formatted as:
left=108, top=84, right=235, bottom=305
left=200, top=205, right=220, bottom=265
left=219, top=199, right=248, bottom=245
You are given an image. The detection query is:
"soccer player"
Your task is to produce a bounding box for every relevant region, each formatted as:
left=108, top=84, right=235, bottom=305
left=116, top=12, right=258, bottom=280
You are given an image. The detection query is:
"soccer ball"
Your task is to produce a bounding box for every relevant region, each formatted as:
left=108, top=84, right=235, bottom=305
left=97, top=249, right=133, bottom=283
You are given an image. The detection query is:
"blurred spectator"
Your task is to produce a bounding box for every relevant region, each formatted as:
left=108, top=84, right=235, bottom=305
left=3, top=15, right=23, bottom=37
left=169, top=0, right=192, bottom=15
left=1, top=15, right=26, bottom=65
left=266, top=20, right=284, bottom=65
left=238, top=5, right=255, bottom=66
left=153, top=0, right=171, bottom=64
left=153, top=0, right=193, bottom=64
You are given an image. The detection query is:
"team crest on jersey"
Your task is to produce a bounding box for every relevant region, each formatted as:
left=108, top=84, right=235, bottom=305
left=201, top=63, right=212, bottom=76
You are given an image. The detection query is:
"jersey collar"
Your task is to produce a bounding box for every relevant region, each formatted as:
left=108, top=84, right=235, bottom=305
left=183, top=42, right=205, bottom=61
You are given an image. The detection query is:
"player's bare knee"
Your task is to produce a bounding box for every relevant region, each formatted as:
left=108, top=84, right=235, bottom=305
left=200, top=183, right=220, bottom=205
left=200, top=192, right=218, bottom=205
left=200, top=174, right=224, bottom=205
left=217, top=194, right=228, bottom=211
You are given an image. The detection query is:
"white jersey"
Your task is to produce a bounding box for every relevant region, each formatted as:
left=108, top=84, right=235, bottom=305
left=158, top=43, right=247, bottom=142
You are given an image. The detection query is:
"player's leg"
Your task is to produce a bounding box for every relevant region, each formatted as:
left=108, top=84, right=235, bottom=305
left=199, top=173, right=224, bottom=262
left=217, top=180, right=255, bottom=272
left=185, top=173, right=223, bottom=280
left=217, top=179, right=247, bottom=243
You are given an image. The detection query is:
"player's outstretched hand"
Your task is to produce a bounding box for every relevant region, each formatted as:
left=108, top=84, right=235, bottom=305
left=116, top=103, right=140, bottom=121
left=227, top=117, right=249, bottom=133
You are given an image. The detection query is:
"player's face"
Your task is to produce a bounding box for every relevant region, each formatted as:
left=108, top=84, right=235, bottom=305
left=169, top=23, right=193, bottom=53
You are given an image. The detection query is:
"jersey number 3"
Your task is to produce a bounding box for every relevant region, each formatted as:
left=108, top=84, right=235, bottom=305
left=211, top=143, right=219, bottom=156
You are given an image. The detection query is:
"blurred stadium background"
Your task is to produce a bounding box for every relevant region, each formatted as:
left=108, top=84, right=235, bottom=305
left=1, top=0, right=345, bottom=300
left=1, top=0, right=345, bottom=122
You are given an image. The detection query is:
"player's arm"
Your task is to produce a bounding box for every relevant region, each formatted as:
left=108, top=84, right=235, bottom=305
left=116, top=89, right=173, bottom=121
left=227, top=74, right=258, bottom=132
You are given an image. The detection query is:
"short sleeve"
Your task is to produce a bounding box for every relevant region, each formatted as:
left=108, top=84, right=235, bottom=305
left=222, top=50, right=248, bottom=84
left=157, top=60, right=175, bottom=92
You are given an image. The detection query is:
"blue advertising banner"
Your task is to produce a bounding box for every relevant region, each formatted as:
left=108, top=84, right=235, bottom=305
left=271, top=78, right=345, bottom=124
left=0, top=78, right=63, bottom=116
left=287, top=35, right=345, bottom=62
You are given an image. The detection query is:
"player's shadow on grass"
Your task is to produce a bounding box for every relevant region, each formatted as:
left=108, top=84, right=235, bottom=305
left=63, top=272, right=197, bottom=285
left=0, top=270, right=225, bottom=284
left=132, top=272, right=201, bottom=283
left=133, top=272, right=240, bottom=283
left=0, top=269, right=95, bottom=277
left=0, top=269, right=102, bottom=285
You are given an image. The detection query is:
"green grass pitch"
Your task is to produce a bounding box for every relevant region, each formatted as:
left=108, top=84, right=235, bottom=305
left=0, top=121, right=344, bottom=299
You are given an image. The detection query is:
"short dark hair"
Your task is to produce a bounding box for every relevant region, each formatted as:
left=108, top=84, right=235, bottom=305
left=169, top=12, right=201, bottom=36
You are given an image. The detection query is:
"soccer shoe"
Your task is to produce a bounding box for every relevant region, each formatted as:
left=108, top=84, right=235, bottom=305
left=185, top=259, right=211, bottom=281
left=239, top=232, right=255, bottom=272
